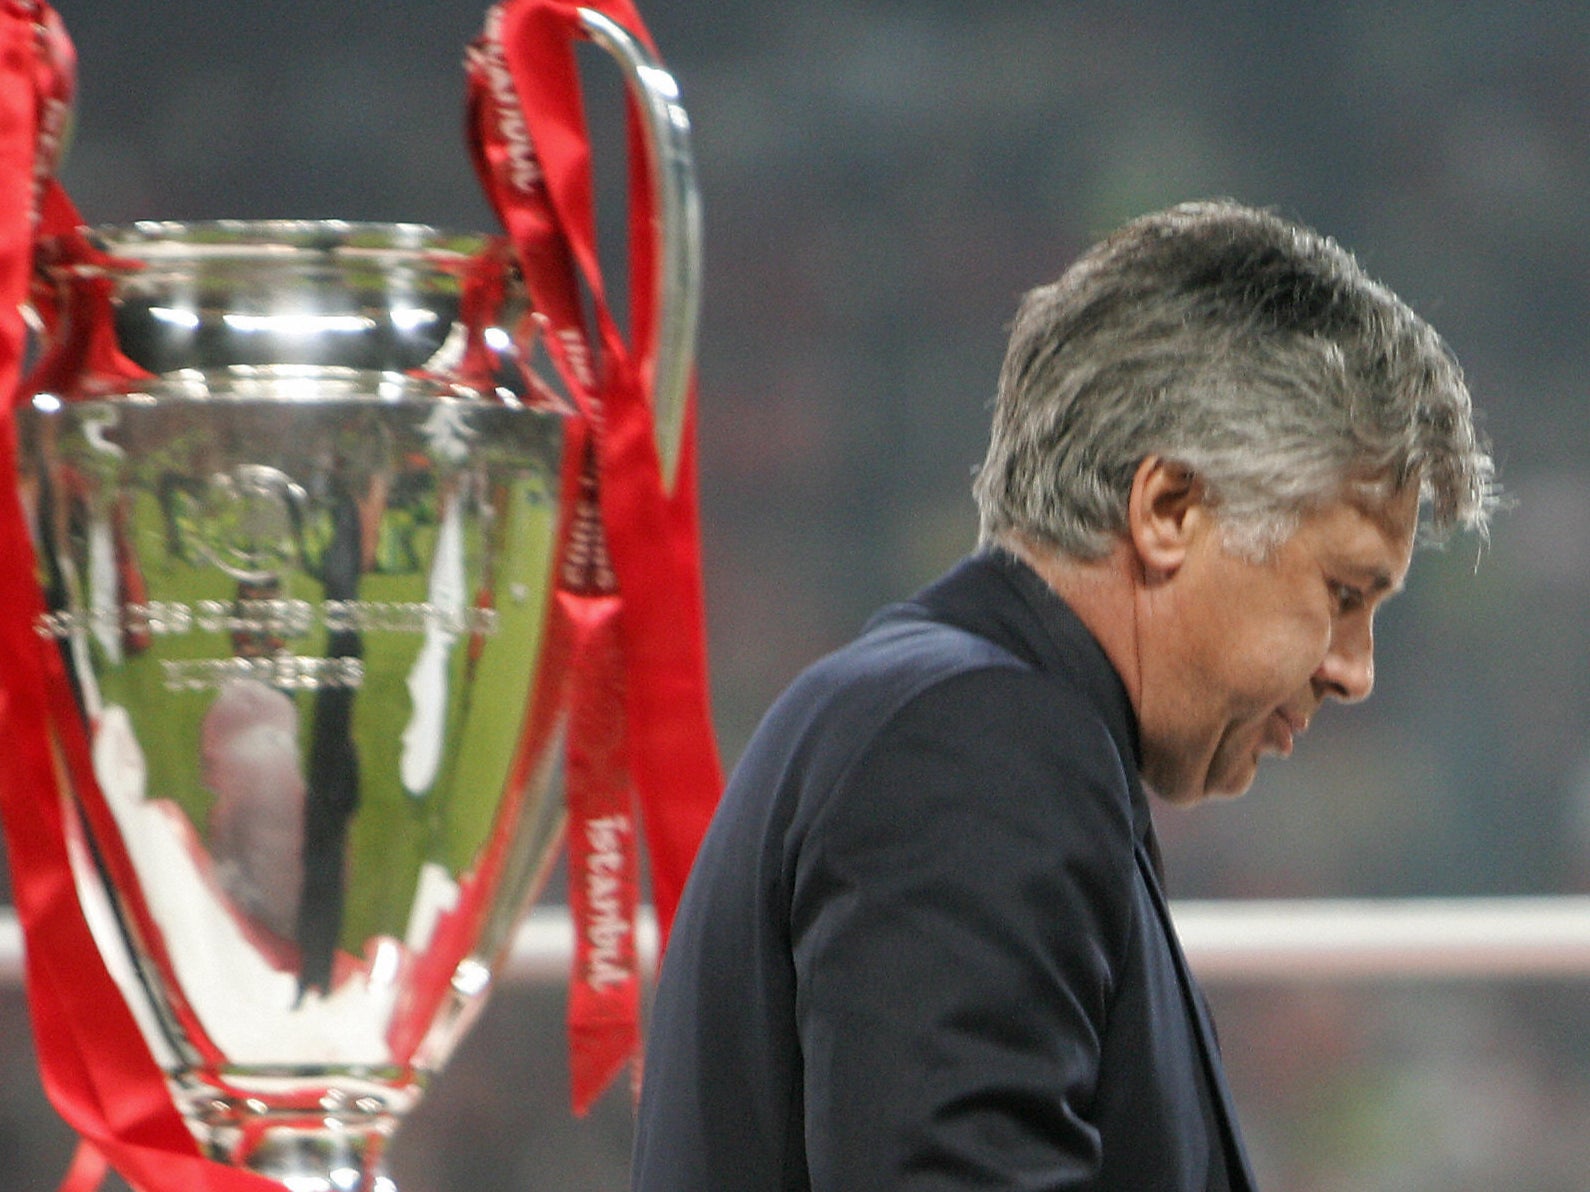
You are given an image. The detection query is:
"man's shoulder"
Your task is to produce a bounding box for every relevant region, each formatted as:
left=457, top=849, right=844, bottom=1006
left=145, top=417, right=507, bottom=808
left=841, top=602, right=1023, bottom=676
left=773, top=603, right=1138, bottom=893
left=729, top=558, right=1131, bottom=825
left=774, top=597, right=1107, bottom=769
left=788, top=603, right=1025, bottom=724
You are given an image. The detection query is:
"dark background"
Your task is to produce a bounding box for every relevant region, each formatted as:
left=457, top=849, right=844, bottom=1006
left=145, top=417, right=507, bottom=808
left=2, top=3, right=1586, bottom=1188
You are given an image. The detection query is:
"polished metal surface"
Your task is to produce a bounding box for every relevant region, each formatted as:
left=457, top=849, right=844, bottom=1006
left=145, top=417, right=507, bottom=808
left=18, top=222, right=570, bottom=1185
left=578, top=6, right=702, bottom=491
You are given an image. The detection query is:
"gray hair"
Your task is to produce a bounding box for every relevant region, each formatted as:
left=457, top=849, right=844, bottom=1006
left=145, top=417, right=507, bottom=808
left=973, top=200, right=1497, bottom=560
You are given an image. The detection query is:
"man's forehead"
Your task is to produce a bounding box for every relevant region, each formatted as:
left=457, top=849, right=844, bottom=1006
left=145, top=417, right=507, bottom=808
left=1318, top=484, right=1421, bottom=586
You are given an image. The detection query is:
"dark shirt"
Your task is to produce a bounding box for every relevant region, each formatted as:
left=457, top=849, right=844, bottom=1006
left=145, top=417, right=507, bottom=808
left=634, top=552, right=1255, bottom=1190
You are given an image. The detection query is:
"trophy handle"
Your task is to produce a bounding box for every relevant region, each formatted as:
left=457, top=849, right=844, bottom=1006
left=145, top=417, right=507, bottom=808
left=577, top=7, right=702, bottom=494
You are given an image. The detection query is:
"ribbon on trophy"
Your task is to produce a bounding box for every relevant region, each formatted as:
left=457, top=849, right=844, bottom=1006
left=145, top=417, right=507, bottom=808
left=0, top=6, right=290, bottom=1189
left=466, top=0, right=722, bottom=1114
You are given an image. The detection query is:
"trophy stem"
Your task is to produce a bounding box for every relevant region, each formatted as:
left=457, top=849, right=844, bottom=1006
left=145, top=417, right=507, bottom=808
left=206, top=1120, right=398, bottom=1191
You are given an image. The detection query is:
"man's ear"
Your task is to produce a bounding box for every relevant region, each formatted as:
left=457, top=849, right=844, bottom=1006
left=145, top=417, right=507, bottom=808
left=1126, top=455, right=1205, bottom=579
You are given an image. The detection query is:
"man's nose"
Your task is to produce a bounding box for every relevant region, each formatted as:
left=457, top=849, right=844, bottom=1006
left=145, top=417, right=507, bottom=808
left=1315, top=617, right=1375, bottom=704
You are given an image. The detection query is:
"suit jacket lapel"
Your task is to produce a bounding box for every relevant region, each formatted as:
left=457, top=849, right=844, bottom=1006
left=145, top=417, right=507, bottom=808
left=1136, top=834, right=1259, bottom=1192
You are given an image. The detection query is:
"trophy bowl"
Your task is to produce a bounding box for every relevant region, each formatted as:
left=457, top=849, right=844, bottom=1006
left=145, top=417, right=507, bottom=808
left=16, top=220, right=578, bottom=1188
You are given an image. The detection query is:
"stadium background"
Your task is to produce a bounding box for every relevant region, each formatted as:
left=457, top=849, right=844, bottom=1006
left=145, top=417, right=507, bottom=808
left=2, top=3, right=1585, bottom=1188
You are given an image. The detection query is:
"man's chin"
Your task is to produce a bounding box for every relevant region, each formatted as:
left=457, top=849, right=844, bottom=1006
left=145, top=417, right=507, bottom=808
left=1147, top=779, right=1225, bottom=808
left=1204, top=757, right=1262, bottom=802
left=1150, top=765, right=1257, bottom=808
left=1203, top=779, right=1255, bottom=804
left=1144, top=743, right=1265, bottom=807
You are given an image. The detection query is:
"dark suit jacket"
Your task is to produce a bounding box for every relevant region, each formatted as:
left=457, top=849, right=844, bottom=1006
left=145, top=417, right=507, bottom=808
left=634, top=552, right=1257, bottom=1190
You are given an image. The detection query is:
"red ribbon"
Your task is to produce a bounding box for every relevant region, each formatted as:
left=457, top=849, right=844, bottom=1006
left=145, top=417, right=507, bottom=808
left=466, top=0, right=722, bottom=1114
left=0, top=9, right=290, bottom=1189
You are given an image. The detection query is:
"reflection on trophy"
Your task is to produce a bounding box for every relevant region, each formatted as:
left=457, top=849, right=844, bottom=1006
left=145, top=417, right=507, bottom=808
left=20, top=220, right=563, bottom=1187
left=8, top=10, right=703, bottom=1187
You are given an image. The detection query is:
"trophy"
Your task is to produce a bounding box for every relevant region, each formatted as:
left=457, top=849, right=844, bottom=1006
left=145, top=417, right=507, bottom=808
left=7, top=7, right=704, bottom=1188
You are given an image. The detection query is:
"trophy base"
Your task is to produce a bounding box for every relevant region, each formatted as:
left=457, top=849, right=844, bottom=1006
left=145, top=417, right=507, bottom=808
left=209, top=1126, right=397, bottom=1192
left=178, top=1076, right=416, bottom=1190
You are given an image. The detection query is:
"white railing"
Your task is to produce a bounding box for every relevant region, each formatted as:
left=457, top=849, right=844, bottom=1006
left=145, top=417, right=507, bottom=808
left=6, top=898, right=1590, bottom=986
left=1167, top=896, right=1590, bottom=980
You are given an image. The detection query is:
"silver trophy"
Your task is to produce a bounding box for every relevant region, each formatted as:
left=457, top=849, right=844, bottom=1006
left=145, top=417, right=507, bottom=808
left=12, top=13, right=699, bottom=1189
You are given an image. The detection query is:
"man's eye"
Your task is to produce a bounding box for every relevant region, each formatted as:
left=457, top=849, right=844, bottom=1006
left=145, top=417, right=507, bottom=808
left=1331, top=582, right=1366, bottom=614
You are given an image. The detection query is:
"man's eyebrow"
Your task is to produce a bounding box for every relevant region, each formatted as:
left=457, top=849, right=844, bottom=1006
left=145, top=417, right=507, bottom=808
left=1359, top=568, right=1402, bottom=598
left=1332, top=558, right=1402, bottom=598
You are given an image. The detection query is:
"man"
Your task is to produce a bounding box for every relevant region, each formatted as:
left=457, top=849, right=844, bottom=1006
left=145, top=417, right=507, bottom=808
left=633, top=200, right=1496, bottom=1190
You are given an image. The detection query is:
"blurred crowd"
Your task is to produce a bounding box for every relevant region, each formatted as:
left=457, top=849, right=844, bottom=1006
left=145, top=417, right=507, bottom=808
left=2, top=1, right=1586, bottom=1187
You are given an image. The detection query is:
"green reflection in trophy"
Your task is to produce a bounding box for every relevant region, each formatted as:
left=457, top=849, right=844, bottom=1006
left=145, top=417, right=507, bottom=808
left=18, top=219, right=566, bottom=1187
